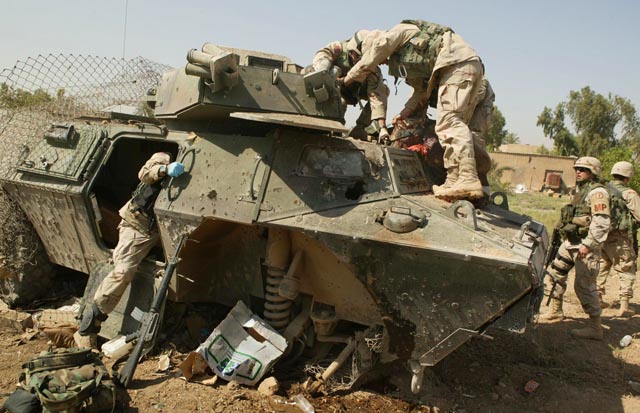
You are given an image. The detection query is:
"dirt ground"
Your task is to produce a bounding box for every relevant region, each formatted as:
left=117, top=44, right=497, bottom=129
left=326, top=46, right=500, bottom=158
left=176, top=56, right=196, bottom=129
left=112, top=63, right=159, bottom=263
left=1, top=275, right=640, bottom=413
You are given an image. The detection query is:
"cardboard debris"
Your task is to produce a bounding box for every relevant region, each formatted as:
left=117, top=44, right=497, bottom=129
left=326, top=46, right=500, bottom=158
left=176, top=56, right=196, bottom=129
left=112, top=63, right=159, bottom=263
left=196, top=301, right=287, bottom=386
left=42, top=326, right=76, bottom=348
left=0, top=309, right=33, bottom=331
left=179, top=351, right=215, bottom=384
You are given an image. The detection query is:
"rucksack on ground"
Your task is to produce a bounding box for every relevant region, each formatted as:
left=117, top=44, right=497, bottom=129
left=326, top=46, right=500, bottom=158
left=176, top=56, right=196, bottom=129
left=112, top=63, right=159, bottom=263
left=13, top=347, right=115, bottom=413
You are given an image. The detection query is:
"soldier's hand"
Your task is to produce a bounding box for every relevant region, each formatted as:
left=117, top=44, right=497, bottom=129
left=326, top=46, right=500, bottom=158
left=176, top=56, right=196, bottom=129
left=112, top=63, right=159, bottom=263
left=167, top=162, right=185, bottom=177
left=378, top=127, right=390, bottom=145
left=392, top=114, right=406, bottom=128
left=336, top=77, right=345, bottom=88
left=578, top=244, right=590, bottom=258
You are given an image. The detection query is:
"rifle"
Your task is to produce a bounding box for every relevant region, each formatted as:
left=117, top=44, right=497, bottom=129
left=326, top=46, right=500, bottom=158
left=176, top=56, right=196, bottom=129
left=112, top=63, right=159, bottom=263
left=544, top=226, right=562, bottom=306
left=115, top=232, right=189, bottom=388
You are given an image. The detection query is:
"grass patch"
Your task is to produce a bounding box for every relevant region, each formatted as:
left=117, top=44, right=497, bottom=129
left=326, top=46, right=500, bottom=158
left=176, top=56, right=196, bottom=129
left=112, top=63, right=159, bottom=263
left=507, top=192, right=567, bottom=231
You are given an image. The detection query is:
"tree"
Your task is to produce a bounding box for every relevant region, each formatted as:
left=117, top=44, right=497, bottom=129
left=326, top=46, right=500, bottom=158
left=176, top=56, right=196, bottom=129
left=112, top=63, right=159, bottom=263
left=485, top=106, right=510, bottom=150
left=537, top=87, right=639, bottom=158
left=536, top=104, right=579, bottom=156
left=503, top=132, right=520, bottom=145
left=0, top=83, right=53, bottom=108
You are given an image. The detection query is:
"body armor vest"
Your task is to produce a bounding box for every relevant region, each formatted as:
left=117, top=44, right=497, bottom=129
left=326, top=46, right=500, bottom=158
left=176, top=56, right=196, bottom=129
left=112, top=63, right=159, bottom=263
left=388, top=19, right=451, bottom=79
left=558, top=180, right=603, bottom=242
left=129, top=180, right=163, bottom=218
left=607, top=180, right=637, bottom=236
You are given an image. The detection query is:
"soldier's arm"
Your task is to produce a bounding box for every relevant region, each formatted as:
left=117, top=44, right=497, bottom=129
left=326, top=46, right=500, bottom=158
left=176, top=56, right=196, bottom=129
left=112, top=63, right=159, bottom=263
left=583, top=187, right=611, bottom=250
left=366, top=69, right=389, bottom=126
left=623, top=189, right=640, bottom=222
left=312, top=42, right=339, bottom=72
left=345, top=29, right=407, bottom=85
left=138, top=152, right=171, bottom=184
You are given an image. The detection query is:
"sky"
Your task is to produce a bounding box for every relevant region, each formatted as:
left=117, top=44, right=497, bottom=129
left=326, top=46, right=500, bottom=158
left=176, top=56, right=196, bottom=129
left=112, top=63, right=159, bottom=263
left=1, top=0, right=638, bottom=147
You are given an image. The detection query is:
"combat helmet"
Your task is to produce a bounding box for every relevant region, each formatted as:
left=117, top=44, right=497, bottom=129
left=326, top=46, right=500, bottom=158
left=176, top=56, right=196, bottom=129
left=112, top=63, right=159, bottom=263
left=346, top=30, right=370, bottom=56
left=574, top=156, right=601, bottom=177
left=611, top=161, right=634, bottom=178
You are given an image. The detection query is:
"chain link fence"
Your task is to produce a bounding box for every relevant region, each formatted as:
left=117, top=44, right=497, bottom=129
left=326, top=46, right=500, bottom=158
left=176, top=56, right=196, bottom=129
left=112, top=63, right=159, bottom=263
left=0, top=54, right=172, bottom=288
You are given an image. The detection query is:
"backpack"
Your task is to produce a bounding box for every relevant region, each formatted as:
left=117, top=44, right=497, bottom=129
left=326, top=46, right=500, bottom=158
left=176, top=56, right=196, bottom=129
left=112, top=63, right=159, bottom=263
left=18, top=348, right=115, bottom=413
left=606, top=181, right=638, bottom=236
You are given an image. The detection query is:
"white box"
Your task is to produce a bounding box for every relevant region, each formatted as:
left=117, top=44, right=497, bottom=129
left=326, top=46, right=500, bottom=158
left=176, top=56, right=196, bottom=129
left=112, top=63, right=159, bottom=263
left=197, top=301, right=287, bottom=386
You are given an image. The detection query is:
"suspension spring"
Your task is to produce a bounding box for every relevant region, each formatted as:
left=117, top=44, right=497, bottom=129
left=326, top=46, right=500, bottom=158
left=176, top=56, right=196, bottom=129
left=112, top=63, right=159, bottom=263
left=264, top=266, right=292, bottom=330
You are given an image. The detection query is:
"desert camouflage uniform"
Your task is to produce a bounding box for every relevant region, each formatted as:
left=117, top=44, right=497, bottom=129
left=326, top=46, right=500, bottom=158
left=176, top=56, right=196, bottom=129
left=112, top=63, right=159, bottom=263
left=313, top=39, right=389, bottom=138
left=597, top=181, right=640, bottom=299
left=93, top=152, right=170, bottom=314
left=344, top=22, right=483, bottom=168
left=546, top=182, right=611, bottom=317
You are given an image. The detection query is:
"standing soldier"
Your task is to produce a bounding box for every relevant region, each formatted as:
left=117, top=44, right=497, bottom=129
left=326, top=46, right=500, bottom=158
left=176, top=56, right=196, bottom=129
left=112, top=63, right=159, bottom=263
left=597, top=161, right=640, bottom=317
left=541, top=157, right=610, bottom=340
left=340, top=20, right=486, bottom=201
left=76, top=152, right=185, bottom=347
left=312, top=30, right=390, bottom=142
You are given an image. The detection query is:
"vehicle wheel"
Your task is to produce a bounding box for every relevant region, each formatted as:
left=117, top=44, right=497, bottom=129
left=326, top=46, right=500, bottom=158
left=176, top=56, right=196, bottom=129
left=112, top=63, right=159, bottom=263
left=0, top=189, right=55, bottom=308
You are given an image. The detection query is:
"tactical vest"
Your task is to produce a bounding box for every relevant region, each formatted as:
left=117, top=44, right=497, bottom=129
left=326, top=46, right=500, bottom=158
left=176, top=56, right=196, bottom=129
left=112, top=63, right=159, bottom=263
left=334, top=41, right=352, bottom=72
left=607, top=180, right=637, bottom=236
left=558, top=180, right=604, bottom=243
left=129, top=180, right=163, bottom=218
left=388, top=19, right=452, bottom=79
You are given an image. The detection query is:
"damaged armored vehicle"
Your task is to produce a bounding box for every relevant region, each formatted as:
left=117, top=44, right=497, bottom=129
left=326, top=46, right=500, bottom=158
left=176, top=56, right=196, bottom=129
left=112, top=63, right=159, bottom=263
left=0, top=44, right=548, bottom=393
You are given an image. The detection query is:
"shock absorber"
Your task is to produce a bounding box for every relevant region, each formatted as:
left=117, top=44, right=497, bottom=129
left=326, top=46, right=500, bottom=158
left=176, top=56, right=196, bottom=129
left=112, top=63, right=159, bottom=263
left=264, top=228, right=292, bottom=330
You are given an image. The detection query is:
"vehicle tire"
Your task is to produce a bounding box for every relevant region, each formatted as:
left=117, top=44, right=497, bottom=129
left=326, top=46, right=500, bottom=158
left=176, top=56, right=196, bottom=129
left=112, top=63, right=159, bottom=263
left=0, top=189, right=55, bottom=308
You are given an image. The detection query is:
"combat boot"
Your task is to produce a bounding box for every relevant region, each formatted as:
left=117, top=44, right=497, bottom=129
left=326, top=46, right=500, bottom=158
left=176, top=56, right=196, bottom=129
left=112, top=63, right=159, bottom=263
left=434, top=158, right=483, bottom=201
left=78, top=303, right=108, bottom=336
left=432, top=166, right=458, bottom=196
left=618, top=297, right=636, bottom=317
left=539, top=298, right=564, bottom=322
left=570, top=315, right=604, bottom=340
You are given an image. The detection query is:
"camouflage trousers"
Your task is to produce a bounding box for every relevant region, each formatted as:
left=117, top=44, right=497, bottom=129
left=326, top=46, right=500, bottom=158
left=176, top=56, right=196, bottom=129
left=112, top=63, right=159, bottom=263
left=93, top=220, right=160, bottom=314
left=597, top=231, right=637, bottom=299
left=435, top=59, right=484, bottom=169
left=545, top=240, right=602, bottom=317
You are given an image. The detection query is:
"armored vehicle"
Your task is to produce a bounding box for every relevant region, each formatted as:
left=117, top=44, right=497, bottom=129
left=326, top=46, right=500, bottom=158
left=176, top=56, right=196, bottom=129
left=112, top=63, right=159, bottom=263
left=0, top=45, right=548, bottom=393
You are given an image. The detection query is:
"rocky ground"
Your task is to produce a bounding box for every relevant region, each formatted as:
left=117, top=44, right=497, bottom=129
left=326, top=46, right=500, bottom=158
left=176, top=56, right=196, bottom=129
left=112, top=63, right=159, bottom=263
left=1, top=275, right=640, bottom=413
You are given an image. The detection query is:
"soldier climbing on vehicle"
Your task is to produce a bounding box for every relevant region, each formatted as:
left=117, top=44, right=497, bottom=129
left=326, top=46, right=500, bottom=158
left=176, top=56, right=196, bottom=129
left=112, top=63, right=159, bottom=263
left=310, top=30, right=390, bottom=142
left=76, top=152, right=185, bottom=348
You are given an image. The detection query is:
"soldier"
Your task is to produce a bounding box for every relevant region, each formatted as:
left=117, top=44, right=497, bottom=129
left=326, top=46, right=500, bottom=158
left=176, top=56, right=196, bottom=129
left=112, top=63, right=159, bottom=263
left=340, top=20, right=486, bottom=201
left=597, top=161, right=640, bottom=317
left=541, top=157, right=610, bottom=340
left=313, top=30, right=390, bottom=142
left=76, top=152, right=185, bottom=346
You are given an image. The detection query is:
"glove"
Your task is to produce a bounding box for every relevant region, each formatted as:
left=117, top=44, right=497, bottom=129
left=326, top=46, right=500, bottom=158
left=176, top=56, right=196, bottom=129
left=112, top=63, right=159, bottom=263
left=167, top=162, right=185, bottom=177
left=378, top=127, right=390, bottom=145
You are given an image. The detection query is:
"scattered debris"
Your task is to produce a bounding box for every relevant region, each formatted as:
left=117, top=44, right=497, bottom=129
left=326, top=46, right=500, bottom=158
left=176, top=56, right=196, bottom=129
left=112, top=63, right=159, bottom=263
left=34, top=308, right=77, bottom=329
left=157, top=354, right=171, bottom=372
left=41, top=326, right=76, bottom=348
left=196, top=301, right=287, bottom=386
left=620, top=335, right=633, bottom=347
left=102, top=335, right=134, bottom=359
left=524, top=380, right=540, bottom=393
left=292, top=394, right=315, bottom=413
left=258, top=376, right=279, bottom=396
left=0, top=308, right=33, bottom=331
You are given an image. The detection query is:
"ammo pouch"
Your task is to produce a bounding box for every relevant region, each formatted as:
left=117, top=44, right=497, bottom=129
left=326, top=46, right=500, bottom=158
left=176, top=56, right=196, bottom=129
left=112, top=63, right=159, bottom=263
left=19, top=348, right=115, bottom=413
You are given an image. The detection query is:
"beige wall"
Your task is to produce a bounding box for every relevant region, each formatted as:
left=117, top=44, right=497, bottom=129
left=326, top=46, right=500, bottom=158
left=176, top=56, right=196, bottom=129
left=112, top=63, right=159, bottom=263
left=490, top=152, right=577, bottom=192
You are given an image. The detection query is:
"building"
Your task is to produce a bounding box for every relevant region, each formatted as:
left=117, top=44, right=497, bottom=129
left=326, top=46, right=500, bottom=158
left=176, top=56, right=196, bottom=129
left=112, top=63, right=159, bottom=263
left=491, top=146, right=577, bottom=193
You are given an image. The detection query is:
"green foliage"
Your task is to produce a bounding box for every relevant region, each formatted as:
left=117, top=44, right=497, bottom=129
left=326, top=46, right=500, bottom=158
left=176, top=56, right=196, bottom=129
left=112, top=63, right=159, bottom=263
left=503, top=131, right=520, bottom=145
left=536, top=145, right=553, bottom=155
left=566, top=87, right=618, bottom=156
left=536, top=104, right=578, bottom=156
left=487, top=160, right=513, bottom=192
left=485, top=106, right=507, bottom=150
left=600, top=146, right=640, bottom=193
left=0, top=83, right=53, bottom=108
left=537, top=86, right=640, bottom=159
